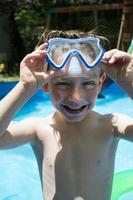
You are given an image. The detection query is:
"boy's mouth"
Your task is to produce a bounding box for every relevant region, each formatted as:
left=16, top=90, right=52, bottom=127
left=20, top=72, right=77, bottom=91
left=62, top=105, right=88, bottom=114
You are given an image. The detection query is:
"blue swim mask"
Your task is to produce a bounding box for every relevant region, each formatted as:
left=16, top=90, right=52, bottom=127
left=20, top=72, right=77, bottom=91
left=46, top=36, right=105, bottom=70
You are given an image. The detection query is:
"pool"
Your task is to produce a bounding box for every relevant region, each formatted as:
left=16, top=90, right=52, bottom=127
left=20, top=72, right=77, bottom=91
left=0, top=82, right=133, bottom=200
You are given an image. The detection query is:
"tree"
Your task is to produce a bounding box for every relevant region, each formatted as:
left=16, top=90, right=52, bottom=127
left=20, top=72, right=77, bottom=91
left=0, top=0, right=46, bottom=74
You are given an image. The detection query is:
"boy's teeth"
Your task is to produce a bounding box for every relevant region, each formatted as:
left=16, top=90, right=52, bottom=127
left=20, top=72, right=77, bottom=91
left=63, top=105, right=87, bottom=113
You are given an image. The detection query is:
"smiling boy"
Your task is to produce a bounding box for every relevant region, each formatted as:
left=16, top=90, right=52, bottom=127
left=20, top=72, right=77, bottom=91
left=0, top=30, right=133, bottom=200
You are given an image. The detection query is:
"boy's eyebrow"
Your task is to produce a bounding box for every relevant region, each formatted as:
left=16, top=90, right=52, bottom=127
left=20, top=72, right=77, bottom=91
left=52, top=76, right=98, bottom=82
left=51, top=77, right=69, bottom=83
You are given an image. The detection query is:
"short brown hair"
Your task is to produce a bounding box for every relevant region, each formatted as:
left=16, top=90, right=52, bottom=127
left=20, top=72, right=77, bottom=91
left=37, top=29, right=111, bottom=51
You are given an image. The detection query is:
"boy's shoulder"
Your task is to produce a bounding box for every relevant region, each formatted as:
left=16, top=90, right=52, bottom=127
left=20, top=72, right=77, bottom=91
left=27, top=114, right=55, bottom=136
left=98, top=112, right=133, bottom=125
left=13, top=114, right=54, bottom=134
left=91, top=111, right=113, bottom=123
left=25, top=114, right=54, bottom=127
left=111, top=112, right=133, bottom=129
left=96, top=112, right=132, bottom=121
left=102, top=112, right=133, bottom=138
left=93, top=111, right=132, bottom=129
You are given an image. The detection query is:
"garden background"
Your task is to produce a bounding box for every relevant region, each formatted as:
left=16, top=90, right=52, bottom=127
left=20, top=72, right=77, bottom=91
left=0, top=0, right=132, bottom=80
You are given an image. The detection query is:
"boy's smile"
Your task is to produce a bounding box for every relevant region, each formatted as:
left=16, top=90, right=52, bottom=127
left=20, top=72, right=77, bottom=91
left=61, top=104, right=89, bottom=114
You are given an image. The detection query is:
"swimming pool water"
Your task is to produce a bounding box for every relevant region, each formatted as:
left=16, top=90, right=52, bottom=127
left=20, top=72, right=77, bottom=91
left=0, top=82, right=133, bottom=200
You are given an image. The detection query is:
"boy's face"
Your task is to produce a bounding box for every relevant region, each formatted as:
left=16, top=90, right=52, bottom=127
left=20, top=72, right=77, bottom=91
left=46, top=56, right=105, bottom=122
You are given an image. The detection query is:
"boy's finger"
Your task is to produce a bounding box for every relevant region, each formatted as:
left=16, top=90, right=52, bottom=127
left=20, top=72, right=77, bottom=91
left=36, top=43, right=48, bottom=51
left=35, top=49, right=47, bottom=56
left=21, top=55, right=43, bottom=66
left=103, top=49, right=118, bottom=60
left=108, top=56, right=117, bottom=64
left=108, top=51, right=130, bottom=64
left=24, top=53, right=42, bottom=60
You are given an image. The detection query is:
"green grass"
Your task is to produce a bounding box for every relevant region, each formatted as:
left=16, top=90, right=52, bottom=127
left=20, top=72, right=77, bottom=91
left=0, top=74, right=19, bottom=82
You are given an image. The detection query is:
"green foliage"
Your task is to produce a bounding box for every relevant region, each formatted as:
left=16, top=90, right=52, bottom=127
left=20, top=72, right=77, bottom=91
left=15, top=6, right=45, bottom=52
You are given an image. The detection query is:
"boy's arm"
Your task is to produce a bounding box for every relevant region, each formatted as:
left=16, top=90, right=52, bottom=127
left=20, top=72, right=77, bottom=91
left=0, top=118, right=37, bottom=149
left=0, top=43, right=55, bottom=147
left=101, top=50, right=133, bottom=99
left=0, top=82, right=35, bottom=135
left=112, top=113, right=133, bottom=142
left=0, top=43, right=48, bottom=135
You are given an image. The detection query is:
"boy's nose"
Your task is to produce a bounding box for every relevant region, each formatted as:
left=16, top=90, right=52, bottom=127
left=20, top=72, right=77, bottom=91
left=68, top=87, right=84, bottom=102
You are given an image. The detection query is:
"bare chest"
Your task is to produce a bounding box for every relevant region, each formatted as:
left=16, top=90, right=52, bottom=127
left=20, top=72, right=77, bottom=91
left=41, top=130, right=117, bottom=200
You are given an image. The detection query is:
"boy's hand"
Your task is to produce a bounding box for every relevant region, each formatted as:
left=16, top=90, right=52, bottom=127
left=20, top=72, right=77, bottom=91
left=101, top=49, right=133, bottom=82
left=20, top=43, right=54, bottom=91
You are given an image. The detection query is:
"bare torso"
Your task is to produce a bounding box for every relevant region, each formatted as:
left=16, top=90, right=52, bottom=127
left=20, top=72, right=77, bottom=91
left=31, top=111, right=119, bottom=200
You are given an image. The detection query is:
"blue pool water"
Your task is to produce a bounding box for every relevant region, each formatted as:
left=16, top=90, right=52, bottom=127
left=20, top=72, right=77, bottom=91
left=0, top=82, right=133, bottom=200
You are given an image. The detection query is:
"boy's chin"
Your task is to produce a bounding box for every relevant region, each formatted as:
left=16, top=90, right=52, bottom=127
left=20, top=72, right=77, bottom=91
left=63, top=113, right=89, bottom=123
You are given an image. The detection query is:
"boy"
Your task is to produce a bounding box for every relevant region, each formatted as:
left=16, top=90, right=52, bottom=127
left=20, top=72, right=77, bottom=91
left=0, top=30, right=133, bottom=200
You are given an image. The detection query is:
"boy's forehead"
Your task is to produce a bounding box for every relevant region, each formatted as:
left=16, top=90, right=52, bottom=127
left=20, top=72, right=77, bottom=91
left=51, top=68, right=100, bottom=81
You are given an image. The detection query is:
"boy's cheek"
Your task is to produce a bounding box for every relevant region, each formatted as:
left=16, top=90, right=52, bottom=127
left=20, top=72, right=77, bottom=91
left=91, top=89, right=99, bottom=99
left=52, top=91, right=67, bottom=102
left=51, top=89, right=64, bottom=99
left=51, top=94, right=64, bottom=108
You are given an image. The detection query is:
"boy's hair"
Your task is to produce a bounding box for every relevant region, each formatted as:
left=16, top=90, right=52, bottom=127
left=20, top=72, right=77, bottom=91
left=37, top=29, right=111, bottom=51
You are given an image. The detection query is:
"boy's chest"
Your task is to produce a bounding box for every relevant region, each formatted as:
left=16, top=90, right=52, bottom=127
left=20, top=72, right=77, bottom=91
left=43, top=131, right=115, bottom=172
left=43, top=125, right=115, bottom=164
left=41, top=128, right=117, bottom=199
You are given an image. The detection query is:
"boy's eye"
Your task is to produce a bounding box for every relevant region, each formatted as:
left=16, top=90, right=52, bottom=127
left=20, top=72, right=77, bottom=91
left=83, top=81, right=96, bottom=89
left=55, top=82, right=70, bottom=85
left=55, top=82, right=71, bottom=88
left=83, top=81, right=96, bottom=85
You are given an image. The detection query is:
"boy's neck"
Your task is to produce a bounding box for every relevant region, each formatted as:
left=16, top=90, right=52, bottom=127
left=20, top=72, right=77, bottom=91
left=53, top=110, right=96, bottom=127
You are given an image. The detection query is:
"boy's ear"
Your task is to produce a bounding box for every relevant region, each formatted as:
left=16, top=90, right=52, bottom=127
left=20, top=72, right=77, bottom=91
left=100, top=71, right=106, bottom=82
left=98, top=71, right=107, bottom=91
left=42, top=84, right=49, bottom=93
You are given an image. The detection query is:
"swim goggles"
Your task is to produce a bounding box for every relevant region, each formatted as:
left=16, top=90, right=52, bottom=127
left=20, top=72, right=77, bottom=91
left=46, top=37, right=105, bottom=70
